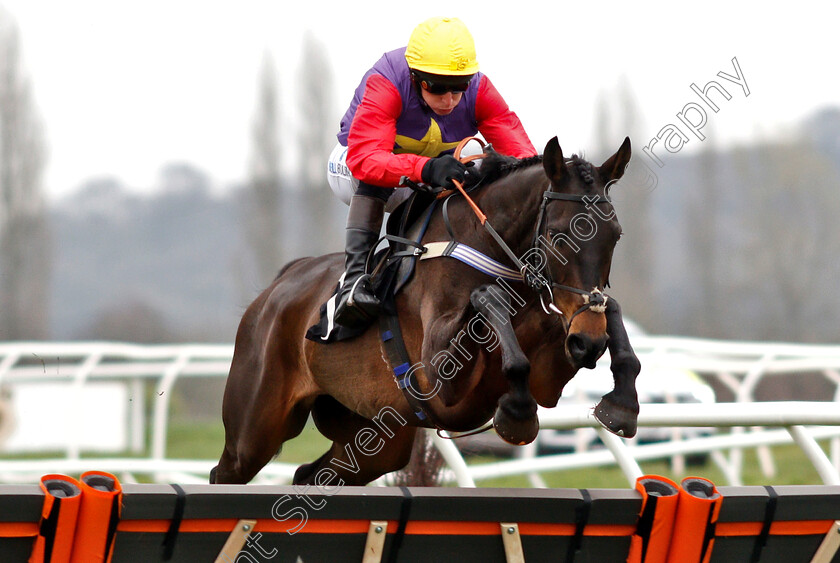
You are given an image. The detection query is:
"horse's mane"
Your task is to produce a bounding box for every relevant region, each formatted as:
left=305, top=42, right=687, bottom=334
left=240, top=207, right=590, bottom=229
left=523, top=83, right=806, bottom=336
left=462, top=145, right=594, bottom=191
left=462, top=145, right=542, bottom=190
left=570, top=155, right=595, bottom=185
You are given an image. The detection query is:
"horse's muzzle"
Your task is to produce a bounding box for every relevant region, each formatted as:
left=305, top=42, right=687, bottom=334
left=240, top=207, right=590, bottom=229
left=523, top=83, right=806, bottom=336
left=565, top=332, right=608, bottom=369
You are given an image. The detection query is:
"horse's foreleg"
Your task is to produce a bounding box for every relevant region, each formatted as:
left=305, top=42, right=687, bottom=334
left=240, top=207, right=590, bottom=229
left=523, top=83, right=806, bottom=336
left=593, top=297, right=641, bottom=438
left=470, top=284, right=538, bottom=445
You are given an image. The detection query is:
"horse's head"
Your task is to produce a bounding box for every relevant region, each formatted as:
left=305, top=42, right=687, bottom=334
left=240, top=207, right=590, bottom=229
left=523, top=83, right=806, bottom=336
left=537, top=137, right=631, bottom=370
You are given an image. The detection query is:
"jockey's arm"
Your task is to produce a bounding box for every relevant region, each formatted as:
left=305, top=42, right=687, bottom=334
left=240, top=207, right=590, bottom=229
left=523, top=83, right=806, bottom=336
left=345, top=74, right=429, bottom=188
left=475, top=75, right=537, bottom=159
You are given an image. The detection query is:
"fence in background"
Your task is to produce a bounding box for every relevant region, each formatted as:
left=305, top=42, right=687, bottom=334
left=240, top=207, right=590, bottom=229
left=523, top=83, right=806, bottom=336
left=0, top=338, right=839, bottom=486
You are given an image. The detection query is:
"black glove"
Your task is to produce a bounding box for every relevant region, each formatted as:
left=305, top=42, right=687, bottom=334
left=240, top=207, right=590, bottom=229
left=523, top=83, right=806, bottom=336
left=421, top=155, right=470, bottom=189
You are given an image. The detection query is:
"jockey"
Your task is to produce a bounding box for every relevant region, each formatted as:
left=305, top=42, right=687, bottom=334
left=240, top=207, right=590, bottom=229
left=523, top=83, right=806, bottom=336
left=327, top=16, right=536, bottom=328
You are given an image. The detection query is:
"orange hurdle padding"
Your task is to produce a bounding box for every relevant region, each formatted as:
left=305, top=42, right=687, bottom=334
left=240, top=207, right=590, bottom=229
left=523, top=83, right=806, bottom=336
left=69, top=471, right=122, bottom=563
left=29, top=474, right=82, bottom=563
left=626, top=475, right=680, bottom=563
left=665, top=477, right=722, bottom=563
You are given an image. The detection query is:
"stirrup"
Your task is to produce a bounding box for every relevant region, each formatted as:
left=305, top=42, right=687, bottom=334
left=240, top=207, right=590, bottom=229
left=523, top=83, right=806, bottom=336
left=346, top=274, right=371, bottom=307
left=335, top=275, right=380, bottom=327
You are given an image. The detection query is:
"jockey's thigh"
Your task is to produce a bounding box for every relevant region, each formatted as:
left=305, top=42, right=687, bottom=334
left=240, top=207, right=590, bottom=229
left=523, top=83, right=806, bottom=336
left=327, top=143, right=358, bottom=206
left=326, top=143, right=412, bottom=213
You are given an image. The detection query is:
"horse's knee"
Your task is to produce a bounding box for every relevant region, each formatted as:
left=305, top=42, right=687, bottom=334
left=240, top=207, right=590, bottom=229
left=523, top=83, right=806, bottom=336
left=469, top=283, right=513, bottom=312
left=360, top=429, right=417, bottom=483
left=504, top=354, right=530, bottom=381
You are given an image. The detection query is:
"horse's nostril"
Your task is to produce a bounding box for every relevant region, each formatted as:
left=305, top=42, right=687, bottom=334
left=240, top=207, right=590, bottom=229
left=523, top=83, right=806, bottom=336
left=567, top=334, right=608, bottom=369
left=567, top=334, right=587, bottom=358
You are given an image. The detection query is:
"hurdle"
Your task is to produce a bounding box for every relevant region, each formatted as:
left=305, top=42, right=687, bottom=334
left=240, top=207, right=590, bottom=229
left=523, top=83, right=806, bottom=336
left=3, top=474, right=840, bottom=562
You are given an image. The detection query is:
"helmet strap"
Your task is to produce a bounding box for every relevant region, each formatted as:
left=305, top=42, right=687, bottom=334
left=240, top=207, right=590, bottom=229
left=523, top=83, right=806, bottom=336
left=409, top=72, right=433, bottom=112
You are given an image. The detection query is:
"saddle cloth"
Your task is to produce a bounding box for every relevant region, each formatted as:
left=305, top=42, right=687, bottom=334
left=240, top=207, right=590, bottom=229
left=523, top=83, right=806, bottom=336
left=305, top=191, right=437, bottom=344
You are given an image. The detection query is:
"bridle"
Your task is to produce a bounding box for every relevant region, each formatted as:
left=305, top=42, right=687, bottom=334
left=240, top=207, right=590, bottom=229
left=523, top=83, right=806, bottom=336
left=407, top=139, right=618, bottom=439
left=529, top=189, right=612, bottom=327
left=430, top=151, right=616, bottom=440
left=441, top=138, right=615, bottom=329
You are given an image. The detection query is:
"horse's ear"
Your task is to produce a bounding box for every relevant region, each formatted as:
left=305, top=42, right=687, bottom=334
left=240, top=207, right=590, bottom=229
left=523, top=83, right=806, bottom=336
left=598, top=136, right=632, bottom=182
left=543, top=137, right=568, bottom=184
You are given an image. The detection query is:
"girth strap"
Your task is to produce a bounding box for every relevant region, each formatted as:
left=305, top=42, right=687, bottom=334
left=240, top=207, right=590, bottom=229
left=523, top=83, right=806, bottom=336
left=379, top=305, right=439, bottom=427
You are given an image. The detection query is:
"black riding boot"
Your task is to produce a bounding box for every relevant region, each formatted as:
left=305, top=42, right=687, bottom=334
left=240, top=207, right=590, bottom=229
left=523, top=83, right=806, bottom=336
left=334, top=194, right=385, bottom=327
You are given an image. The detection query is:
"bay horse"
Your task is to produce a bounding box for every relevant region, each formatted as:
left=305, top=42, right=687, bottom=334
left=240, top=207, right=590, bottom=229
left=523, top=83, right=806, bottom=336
left=211, top=137, right=641, bottom=486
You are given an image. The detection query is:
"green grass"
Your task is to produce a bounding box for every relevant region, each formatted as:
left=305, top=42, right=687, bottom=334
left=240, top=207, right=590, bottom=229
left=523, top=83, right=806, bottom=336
left=473, top=444, right=825, bottom=488
left=10, top=415, right=824, bottom=488
left=165, top=417, right=332, bottom=464
left=162, top=420, right=833, bottom=488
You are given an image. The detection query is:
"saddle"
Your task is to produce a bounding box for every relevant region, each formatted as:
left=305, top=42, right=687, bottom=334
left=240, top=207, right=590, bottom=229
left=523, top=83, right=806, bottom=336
left=306, top=141, right=527, bottom=345
left=305, top=141, right=534, bottom=425
left=304, top=189, right=438, bottom=344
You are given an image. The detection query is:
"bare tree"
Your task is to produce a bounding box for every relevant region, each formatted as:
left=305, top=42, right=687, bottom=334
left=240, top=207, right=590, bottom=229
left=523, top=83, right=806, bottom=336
left=297, top=31, right=335, bottom=190
left=593, top=91, right=611, bottom=161
left=81, top=299, right=175, bottom=343
left=0, top=8, right=50, bottom=339
left=244, top=51, right=283, bottom=285
left=296, top=31, right=342, bottom=255
left=593, top=78, right=658, bottom=329
left=685, top=125, right=720, bottom=337
left=730, top=141, right=840, bottom=342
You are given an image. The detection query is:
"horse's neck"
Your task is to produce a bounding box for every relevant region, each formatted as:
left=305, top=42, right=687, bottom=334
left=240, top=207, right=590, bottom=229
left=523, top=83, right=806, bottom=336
left=476, top=167, right=547, bottom=257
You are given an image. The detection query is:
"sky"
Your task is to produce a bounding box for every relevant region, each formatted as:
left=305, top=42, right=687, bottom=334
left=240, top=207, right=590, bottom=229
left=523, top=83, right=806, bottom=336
left=2, top=0, right=838, bottom=200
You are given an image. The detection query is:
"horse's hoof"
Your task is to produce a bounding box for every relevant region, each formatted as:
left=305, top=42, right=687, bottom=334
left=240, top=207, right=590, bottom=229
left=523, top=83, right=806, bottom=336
left=593, top=396, right=638, bottom=439
left=493, top=400, right=539, bottom=446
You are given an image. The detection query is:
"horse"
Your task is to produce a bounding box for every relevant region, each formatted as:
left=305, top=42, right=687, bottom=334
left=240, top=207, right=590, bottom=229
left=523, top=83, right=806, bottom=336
left=210, top=137, right=641, bottom=486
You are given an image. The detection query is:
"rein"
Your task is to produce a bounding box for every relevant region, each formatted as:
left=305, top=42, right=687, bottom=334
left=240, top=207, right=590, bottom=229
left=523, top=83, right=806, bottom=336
left=397, top=138, right=614, bottom=440
left=446, top=138, right=611, bottom=327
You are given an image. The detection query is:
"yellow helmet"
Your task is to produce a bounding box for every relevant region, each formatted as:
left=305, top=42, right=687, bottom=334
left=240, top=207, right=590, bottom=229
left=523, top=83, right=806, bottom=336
left=405, top=17, right=479, bottom=76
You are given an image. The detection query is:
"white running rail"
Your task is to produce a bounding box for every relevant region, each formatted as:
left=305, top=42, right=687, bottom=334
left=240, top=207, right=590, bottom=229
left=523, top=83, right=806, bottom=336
left=0, top=340, right=839, bottom=486
left=432, top=401, right=840, bottom=488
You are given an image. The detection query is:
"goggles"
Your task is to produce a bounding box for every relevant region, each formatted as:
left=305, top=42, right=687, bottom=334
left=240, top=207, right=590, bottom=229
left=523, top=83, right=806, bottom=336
left=412, top=71, right=473, bottom=95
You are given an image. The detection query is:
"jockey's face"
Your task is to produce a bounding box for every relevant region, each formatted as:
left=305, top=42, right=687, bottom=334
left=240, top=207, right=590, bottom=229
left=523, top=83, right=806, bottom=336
left=420, top=89, right=464, bottom=116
